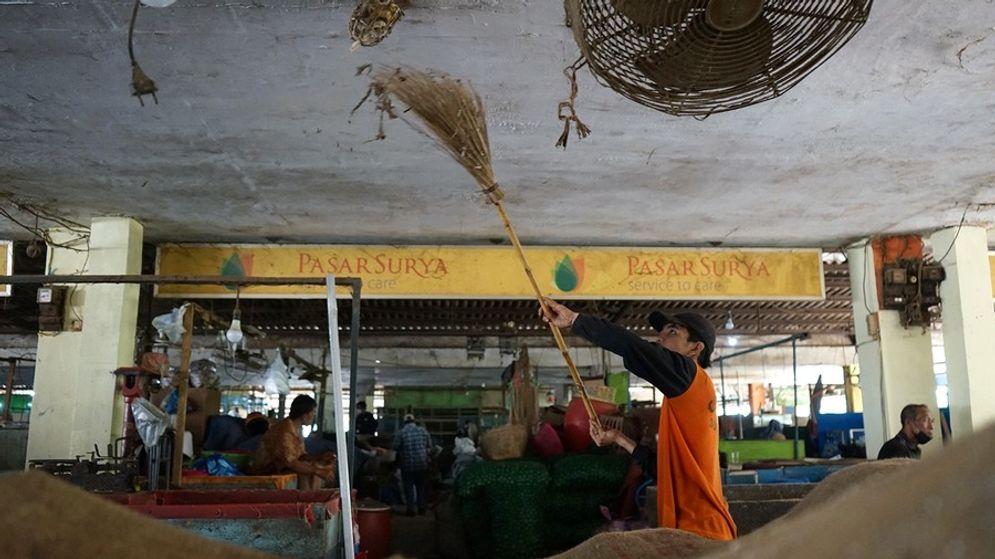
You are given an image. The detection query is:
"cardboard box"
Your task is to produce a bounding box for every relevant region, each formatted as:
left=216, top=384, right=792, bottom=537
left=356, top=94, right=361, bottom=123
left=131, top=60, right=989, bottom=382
left=152, top=387, right=222, bottom=454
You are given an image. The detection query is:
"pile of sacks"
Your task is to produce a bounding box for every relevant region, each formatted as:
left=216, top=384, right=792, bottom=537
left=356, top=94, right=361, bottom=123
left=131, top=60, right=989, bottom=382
left=0, top=471, right=275, bottom=559
left=551, top=419, right=995, bottom=559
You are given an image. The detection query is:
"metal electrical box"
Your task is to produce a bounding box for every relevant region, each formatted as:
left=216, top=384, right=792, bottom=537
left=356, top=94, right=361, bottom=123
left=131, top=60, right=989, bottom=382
left=36, top=285, right=69, bottom=331
left=880, top=259, right=945, bottom=328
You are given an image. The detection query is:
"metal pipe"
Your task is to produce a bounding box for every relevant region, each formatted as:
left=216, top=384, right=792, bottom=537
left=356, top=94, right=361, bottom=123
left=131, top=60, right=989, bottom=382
left=792, top=337, right=799, bottom=460
left=3, top=359, right=15, bottom=422
left=712, top=334, right=809, bottom=443
left=737, top=367, right=744, bottom=440
left=325, top=275, right=355, bottom=559
left=712, top=333, right=809, bottom=364
left=347, top=281, right=362, bottom=481
left=719, top=358, right=727, bottom=421
left=0, top=274, right=361, bottom=288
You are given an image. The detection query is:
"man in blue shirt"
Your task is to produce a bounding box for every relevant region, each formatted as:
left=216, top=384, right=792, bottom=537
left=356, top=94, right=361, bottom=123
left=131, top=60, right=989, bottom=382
left=393, top=413, right=432, bottom=515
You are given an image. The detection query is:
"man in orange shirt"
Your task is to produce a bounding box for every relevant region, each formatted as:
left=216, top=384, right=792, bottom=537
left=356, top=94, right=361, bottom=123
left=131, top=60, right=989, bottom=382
left=541, top=298, right=736, bottom=541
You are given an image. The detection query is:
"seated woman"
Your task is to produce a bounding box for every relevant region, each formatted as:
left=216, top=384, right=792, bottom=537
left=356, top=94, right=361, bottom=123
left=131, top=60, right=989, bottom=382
left=251, top=395, right=335, bottom=490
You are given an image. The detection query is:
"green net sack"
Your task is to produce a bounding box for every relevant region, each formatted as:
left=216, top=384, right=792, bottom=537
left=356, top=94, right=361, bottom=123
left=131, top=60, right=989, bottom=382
left=457, top=459, right=550, bottom=498
left=545, top=490, right=615, bottom=523
left=460, top=496, right=493, bottom=559
left=457, top=460, right=551, bottom=559
left=489, top=491, right=547, bottom=558
left=550, top=453, right=630, bottom=492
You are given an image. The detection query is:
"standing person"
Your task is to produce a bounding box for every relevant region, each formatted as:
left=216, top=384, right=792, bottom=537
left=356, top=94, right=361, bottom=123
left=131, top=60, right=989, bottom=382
left=393, top=413, right=432, bottom=516
left=541, top=298, right=736, bottom=541
left=251, top=394, right=335, bottom=490
left=877, top=404, right=934, bottom=460
left=355, top=400, right=379, bottom=441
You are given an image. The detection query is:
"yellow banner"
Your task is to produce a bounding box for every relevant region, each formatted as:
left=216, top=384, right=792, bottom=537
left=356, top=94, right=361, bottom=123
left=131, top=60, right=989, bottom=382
left=155, top=244, right=825, bottom=300
left=0, top=241, right=11, bottom=297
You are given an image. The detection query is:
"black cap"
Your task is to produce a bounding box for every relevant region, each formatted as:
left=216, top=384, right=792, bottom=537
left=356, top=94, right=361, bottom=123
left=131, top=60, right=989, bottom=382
left=649, top=311, right=716, bottom=364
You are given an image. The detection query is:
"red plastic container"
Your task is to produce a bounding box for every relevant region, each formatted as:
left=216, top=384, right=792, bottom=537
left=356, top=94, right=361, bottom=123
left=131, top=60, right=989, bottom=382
left=532, top=422, right=565, bottom=458
left=563, top=397, right=620, bottom=452
left=355, top=500, right=392, bottom=559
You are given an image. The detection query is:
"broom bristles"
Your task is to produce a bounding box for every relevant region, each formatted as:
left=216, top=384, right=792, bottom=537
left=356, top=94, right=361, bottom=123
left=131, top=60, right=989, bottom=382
left=371, top=67, right=500, bottom=197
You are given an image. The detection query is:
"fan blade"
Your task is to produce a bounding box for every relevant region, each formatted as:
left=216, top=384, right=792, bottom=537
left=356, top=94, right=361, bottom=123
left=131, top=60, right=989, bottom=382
left=636, top=11, right=773, bottom=91
left=609, top=0, right=705, bottom=28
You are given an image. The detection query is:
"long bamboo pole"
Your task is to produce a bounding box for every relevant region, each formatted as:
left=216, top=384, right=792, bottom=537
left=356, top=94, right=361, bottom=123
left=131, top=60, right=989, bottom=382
left=491, top=200, right=601, bottom=426
left=170, top=304, right=195, bottom=487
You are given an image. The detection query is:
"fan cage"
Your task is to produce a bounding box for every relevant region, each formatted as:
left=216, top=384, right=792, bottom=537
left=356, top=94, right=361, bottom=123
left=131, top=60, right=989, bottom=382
left=568, top=0, right=873, bottom=117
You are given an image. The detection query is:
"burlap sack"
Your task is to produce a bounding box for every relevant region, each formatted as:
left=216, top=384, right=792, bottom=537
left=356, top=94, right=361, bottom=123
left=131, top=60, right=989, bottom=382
left=0, top=471, right=276, bottom=559
left=783, top=458, right=915, bottom=519
left=708, top=423, right=995, bottom=559
left=546, top=527, right=724, bottom=559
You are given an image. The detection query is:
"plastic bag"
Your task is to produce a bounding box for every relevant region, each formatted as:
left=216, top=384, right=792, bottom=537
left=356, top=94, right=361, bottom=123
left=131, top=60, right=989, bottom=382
left=163, top=389, right=194, bottom=414
left=189, top=358, right=219, bottom=389
left=206, top=454, right=241, bottom=476
left=131, top=397, right=170, bottom=447
left=151, top=304, right=190, bottom=344
left=263, top=351, right=290, bottom=395
left=189, top=454, right=242, bottom=476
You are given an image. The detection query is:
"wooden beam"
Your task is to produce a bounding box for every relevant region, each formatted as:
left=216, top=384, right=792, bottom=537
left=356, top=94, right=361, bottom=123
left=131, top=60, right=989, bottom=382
left=170, top=304, right=194, bottom=488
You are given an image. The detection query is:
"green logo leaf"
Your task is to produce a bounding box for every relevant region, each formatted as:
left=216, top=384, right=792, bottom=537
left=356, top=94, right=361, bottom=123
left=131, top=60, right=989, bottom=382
left=554, top=256, right=582, bottom=292
left=221, top=253, right=246, bottom=291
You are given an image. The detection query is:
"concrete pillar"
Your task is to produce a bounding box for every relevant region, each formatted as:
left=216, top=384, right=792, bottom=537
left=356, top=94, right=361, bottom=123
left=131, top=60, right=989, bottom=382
left=930, top=225, right=995, bottom=438
left=847, top=241, right=939, bottom=459
left=27, top=218, right=143, bottom=462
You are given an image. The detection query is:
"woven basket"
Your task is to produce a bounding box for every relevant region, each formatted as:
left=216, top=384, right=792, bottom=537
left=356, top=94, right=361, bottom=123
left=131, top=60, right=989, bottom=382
left=481, top=424, right=528, bottom=461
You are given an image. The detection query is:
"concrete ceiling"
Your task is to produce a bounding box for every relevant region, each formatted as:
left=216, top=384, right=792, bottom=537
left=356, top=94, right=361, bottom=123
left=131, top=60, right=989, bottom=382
left=1, top=0, right=994, bottom=249
left=0, top=1, right=991, bottom=392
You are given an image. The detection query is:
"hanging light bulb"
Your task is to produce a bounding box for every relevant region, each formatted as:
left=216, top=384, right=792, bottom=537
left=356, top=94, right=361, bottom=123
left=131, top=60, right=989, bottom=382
left=724, top=310, right=735, bottom=330
left=226, top=308, right=243, bottom=351
left=226, top=287, right=243, bottom=352
left=728, top=335, right=739, bottom=347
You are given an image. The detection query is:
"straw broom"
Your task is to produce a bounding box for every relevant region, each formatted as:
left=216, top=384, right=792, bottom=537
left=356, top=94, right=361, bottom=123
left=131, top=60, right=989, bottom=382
left=366, top=67, right=601, bottom=426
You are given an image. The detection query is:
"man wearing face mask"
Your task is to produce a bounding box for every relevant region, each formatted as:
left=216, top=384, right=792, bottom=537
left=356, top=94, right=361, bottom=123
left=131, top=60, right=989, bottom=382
left=877, top=404, right=935, bottom=460
left=541, top=297, right=736, bottom=541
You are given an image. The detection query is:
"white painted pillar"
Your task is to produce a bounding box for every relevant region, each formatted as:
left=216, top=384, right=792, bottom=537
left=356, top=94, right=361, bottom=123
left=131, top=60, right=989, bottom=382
left=27, top=229, right=88, bottom=461
left=930, top=225, right=995, bottom=438
left=847, top=241, right=939, bottom=459
left=27, top=218, right=143, bottom=462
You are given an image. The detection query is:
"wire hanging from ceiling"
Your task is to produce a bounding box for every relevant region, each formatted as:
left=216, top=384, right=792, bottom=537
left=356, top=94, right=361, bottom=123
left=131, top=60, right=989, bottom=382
left=0, top=193, right=90, bottom=251
left=127, top=0, right=159, bottom=106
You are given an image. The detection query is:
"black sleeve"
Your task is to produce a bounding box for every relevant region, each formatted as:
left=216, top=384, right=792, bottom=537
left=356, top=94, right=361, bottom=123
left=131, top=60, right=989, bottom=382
left=876, top=437, right=910, bottom=460
left=570, top=314, right=696, bottom=397
left=631, top=444, right=657, bottom=482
